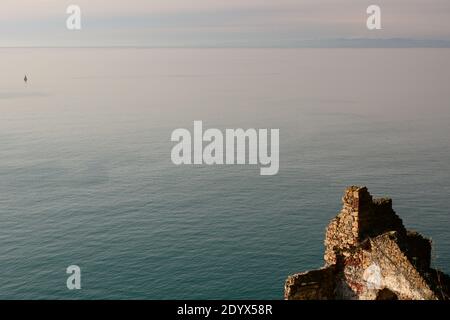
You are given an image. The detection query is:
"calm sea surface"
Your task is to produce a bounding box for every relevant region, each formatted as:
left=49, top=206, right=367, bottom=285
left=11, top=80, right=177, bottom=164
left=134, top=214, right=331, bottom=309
left=0, top=48, right=449, bottom=299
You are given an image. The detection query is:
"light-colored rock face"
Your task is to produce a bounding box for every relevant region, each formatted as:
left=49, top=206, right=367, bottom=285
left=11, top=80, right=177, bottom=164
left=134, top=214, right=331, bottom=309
left=336, top=233, right=436, bottom=300
left=285, top=186, right=450, bottom=300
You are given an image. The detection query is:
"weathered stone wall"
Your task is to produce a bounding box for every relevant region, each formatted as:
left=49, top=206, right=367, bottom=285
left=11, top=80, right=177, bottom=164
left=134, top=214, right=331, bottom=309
left=284, top=266, right=336, bottom=300
left=324, top=186, right=362, bottom=265
left=324, top=186, right=406, bottom=266
left=285, top=186, right=450, bottom=300
left=361, top=197, right=405, bottom=239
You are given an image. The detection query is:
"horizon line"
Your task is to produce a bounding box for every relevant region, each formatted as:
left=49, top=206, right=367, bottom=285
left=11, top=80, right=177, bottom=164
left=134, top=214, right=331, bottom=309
left=2, top=46, right=450, bottom=49
left=3, top=38, right=450, bottom=49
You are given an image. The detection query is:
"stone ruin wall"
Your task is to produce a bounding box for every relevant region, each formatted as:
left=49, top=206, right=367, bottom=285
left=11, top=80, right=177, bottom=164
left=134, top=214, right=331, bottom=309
left=284, top=266, right=336, bottom=300
left=324, top=186, right=406, bottom=266
left=285, top=186, right=450, bottom=300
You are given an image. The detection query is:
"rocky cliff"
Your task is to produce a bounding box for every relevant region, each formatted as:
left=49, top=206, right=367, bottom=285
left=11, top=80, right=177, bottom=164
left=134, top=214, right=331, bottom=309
left=284, top=186, right=450, bottom=300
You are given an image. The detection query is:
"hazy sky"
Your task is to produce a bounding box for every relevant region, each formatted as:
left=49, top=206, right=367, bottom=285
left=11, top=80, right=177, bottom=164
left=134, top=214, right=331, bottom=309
left=2, top=0, right=450, bottom=47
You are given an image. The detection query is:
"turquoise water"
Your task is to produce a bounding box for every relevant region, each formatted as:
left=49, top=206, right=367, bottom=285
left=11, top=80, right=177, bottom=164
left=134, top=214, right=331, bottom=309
left=0, top=48, right=449, bottom=299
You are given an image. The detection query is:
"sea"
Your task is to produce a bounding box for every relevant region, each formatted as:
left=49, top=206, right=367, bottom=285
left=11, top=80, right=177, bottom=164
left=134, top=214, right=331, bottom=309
left=0, top=48, right=449, bottom=299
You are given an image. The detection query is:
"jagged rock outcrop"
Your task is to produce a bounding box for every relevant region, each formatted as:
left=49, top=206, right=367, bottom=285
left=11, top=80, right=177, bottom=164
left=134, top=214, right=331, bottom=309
left=285, top=186, right=450, bottom=300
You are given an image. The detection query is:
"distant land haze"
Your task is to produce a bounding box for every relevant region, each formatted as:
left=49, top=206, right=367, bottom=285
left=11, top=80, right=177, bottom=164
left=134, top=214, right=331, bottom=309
left=2, top=0, right=450, bottom=47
